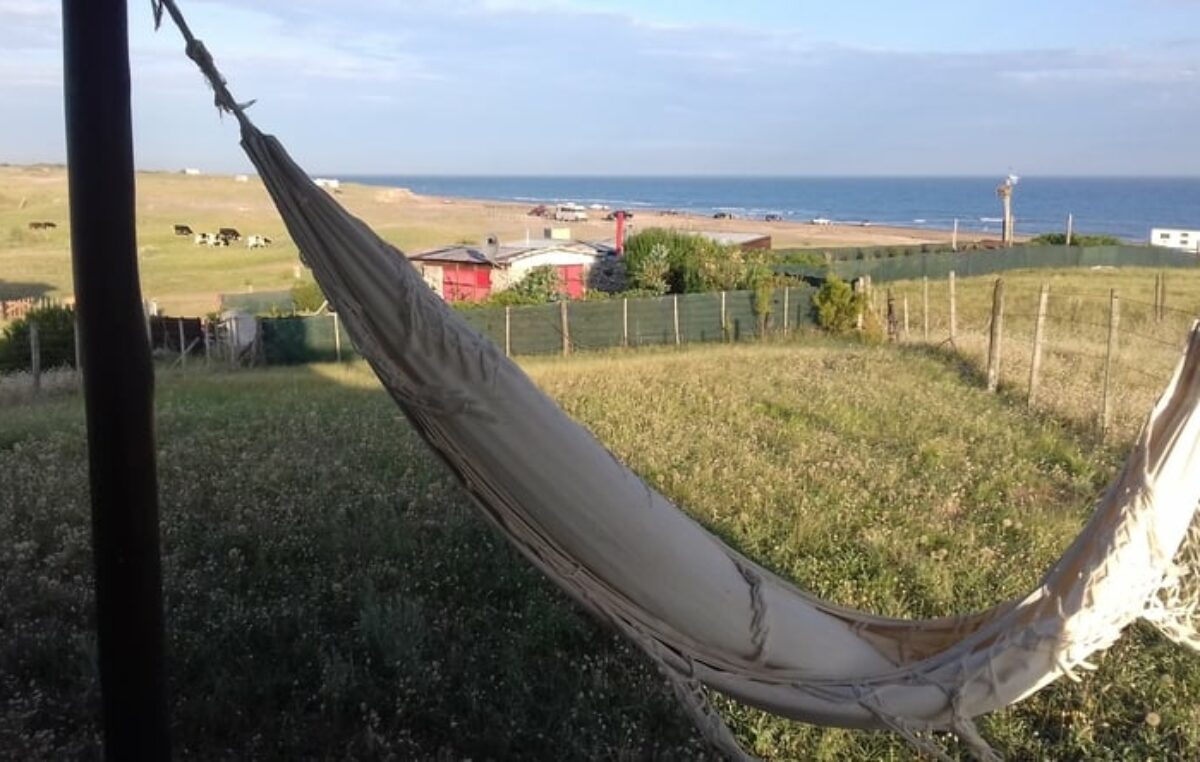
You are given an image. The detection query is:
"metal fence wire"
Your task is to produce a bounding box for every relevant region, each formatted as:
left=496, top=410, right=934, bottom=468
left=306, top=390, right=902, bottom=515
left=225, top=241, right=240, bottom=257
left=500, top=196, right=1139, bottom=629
left=777, top=245, right=1199, bottom=284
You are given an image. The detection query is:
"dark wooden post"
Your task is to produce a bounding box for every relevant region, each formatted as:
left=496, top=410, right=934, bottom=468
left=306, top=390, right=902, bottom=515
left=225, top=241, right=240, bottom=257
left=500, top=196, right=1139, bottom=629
left=986, top=278, right=1005, bottom=392
left=62, top=0, right=171, bottom=758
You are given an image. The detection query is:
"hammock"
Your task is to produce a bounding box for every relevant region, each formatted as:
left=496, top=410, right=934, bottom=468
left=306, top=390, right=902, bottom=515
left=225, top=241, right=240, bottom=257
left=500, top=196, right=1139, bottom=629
left=155, top=4, right=1200, bottom=758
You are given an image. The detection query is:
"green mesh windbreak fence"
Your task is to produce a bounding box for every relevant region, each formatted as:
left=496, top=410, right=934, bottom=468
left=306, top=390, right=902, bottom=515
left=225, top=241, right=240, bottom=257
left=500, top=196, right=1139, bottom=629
left=777, top=245, right=1199, bottom=285
left=568, top=300, right=625, bottom=351
left=258, top=287, right=821, bottom=363
left=507, top=303, right=563, bottom=356
left=459, top=309, right=508, bottom=349
left=220, top=290, right=296, bottom=314
left=260, top=315, right=356, bottom=364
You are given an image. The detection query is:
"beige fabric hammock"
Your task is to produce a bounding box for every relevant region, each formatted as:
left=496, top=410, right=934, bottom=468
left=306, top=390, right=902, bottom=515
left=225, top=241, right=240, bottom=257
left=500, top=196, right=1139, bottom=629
left=157, top=4, right=1200, bottom=758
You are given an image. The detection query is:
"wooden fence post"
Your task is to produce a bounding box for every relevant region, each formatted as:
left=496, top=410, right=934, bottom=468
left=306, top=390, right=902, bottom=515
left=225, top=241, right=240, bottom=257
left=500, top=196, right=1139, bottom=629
left=854, top=278, right=864, bottom=330
left=922, top=276, right=929, bottom=341
left=333, top=312, right=343, bottom=363
left=177, top=318, right=187, bottom=368
left=504, top=305, right=512, bottom=357
left=229, top=317, right=240, bottom=367
left=1152, top=272, right=1160, bottom=323
left=74, top=313, right=82, bottom=374
left=948, top=271, right=957, bottom=345
left=203, top=321, right=211, bottom=366
left=720, top=290, right=727, bottom=340
left=902, top=294, right=910, bottom=340
left=986, top=278, right=1005, bottom=392
left=561, top=299, right=571, bottom=356
left=1028, top=283, right=1049, bottom=407
left=30, top=320, right=41, bottom=392
left=782, top=287, right=790, bottom=335
left=672, top=295, right=681, bottom=346
left=1158, top=271, right=1166, bottom=322
left=886, top=289, right=898, bottom=342
left=622, top=298, right=629, bottom=347
left=1101, top=290, right=1120, bottom=439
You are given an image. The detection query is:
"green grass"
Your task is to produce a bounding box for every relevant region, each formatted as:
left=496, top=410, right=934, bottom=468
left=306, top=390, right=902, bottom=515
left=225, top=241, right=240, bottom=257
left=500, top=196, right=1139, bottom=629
left=4, top=336, right=1200, bottom=759
left=0, top=167, right=477, bottom=317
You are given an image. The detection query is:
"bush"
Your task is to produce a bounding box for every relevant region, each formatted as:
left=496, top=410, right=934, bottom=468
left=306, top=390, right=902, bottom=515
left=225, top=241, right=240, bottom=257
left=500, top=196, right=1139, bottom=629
left=811, top=276, right=864, bottom=335
left=290, top=280, right=327, bottom=313
left=0, top=304, right=76, bottom=373
left=509, top=265, right=564, bottom=302
left=454, top=266, right=565, bottom=310
left=1030, top=233, right=1122, bottom=247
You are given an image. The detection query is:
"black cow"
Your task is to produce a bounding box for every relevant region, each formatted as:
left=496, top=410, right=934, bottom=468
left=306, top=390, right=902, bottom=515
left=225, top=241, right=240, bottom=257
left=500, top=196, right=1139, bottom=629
left=218, top=227, right=241, bottom=242
left=174, top=224, right=194, bottom=236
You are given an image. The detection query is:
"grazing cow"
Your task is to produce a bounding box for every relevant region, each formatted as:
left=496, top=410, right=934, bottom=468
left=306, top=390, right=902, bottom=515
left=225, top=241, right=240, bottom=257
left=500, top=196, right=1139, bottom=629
left=218, top=227, right=241, bottom=242
left=174, top=224, right=194, bottom=236
left=27, top=221, right=57, bottom=230
left=194, top=232, right=229, bottom=247
left=247, top=235, right=273, bottom=249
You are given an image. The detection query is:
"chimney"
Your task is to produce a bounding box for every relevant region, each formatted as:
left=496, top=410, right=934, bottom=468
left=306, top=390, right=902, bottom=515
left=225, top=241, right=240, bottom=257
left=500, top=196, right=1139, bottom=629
left=485, top=234, right=500, bottom=260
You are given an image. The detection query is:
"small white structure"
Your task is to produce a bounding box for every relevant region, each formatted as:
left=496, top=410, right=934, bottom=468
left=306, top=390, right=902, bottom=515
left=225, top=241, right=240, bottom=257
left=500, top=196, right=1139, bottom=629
left=234, top=174, right=249, bottom=183
left=554, top=203, right=588, bottom=222
left=314, top=178, right=341, bottom=190
left=1151, top=228, right=1200, bottom=253
left=182, top=168, right=202, bottom=176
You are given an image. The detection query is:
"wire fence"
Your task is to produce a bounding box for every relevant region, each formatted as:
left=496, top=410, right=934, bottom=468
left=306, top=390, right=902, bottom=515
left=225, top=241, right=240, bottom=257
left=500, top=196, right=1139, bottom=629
left=777, top=244, right=1200, bottom=284
left=6, top=268, right=1198, bottom=450
left=870, top=269, right=1200, bottom=444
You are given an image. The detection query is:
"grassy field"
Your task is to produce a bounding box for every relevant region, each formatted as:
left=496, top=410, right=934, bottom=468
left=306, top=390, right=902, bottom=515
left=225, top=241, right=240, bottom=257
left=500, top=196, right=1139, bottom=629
left=0, top=164, right=964, bottom=318
left=4, top=332, right=1200, bottom=759
left=883, top=267, right=1200, bottom=445
left=0, top=166, right=486, bottom=316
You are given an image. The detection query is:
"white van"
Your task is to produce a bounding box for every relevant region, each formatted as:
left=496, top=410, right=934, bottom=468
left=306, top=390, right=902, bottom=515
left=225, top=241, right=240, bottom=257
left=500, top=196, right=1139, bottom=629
left=554, top=203, right=588, bottom=222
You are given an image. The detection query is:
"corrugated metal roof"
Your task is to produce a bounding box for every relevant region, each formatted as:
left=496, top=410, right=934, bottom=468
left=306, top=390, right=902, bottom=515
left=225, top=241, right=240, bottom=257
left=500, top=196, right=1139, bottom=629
left=413, top=240, right=606, bottom=266
left=410, top=246, right=494, bottom=265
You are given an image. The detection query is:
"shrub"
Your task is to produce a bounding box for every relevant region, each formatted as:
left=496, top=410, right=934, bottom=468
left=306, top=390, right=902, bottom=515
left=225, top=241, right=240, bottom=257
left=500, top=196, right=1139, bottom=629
left=628, top=241, right=671, bottom=295
left=509, top=265, right=564, bottom=302
left=1030, top=233, right=1122, bottom=247
left=290, top=280, right=326, bottom=313
left=811, top=276, right=864, bottom=335
left=0, top=304, right=76, bottom=373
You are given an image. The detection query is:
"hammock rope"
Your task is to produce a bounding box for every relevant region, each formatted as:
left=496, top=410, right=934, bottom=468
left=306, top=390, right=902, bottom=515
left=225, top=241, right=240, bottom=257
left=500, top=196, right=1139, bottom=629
left=154, top=3, right=1200, bottom=758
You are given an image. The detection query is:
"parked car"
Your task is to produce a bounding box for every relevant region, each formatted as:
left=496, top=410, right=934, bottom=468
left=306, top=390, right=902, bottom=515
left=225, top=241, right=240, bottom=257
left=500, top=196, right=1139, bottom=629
left=713, top=211, right=734, bottom=220
left=528, top=204, right=550, bottom=217
left=604, top=210, right=635, bottom=221
left=764, top=213, right=783, bottom=222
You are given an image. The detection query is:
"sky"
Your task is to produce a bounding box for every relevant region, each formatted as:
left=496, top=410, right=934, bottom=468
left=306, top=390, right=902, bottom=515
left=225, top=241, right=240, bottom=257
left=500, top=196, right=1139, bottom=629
left=2, top=0, right=1199, bottom=176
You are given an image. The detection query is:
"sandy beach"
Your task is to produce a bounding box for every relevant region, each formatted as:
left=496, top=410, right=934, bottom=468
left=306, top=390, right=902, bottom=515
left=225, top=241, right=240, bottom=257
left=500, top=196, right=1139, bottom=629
left=333, top=180, right=972, bottom=251
left=2, top=166, right=976, bottom=314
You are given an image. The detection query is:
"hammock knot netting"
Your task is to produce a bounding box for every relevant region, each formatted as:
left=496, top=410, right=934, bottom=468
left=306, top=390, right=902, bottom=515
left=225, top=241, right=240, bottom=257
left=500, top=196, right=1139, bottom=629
left=154, top=3, right=1200, bottom=758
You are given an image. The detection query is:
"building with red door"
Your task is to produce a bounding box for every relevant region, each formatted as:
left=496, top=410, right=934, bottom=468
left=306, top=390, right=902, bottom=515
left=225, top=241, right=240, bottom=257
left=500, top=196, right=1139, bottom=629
left=412, top=236, right=602, bottom=302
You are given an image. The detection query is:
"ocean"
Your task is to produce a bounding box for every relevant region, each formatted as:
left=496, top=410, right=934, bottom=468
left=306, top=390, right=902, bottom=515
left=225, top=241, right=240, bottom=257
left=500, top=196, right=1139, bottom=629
left=339, top=175, right=1200, bottom=244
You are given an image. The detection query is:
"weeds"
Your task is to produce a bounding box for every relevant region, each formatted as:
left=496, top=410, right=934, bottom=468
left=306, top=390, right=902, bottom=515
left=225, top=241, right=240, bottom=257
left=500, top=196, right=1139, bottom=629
left=1, top=332, right=1198, bottom=759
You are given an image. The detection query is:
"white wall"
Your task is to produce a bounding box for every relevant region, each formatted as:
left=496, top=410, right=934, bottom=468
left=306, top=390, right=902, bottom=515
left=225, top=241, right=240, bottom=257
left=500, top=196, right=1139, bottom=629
left=1151, top=228, right=1200, bottom=253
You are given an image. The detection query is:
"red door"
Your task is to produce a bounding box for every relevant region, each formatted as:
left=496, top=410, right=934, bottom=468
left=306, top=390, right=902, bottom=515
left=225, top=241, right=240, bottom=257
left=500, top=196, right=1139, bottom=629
left=443, top=265, right=492, bottom=301
left=557, top=265, right=585, bottom=299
